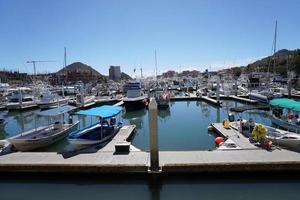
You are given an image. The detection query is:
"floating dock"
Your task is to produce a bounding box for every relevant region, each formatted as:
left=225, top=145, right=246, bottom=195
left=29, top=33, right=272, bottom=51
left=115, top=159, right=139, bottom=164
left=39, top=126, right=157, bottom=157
left=200, top=96, right=222, bottom=106
left=228, top=95, right=258, bottom=104
left=230, top=105, right=270, bottom=112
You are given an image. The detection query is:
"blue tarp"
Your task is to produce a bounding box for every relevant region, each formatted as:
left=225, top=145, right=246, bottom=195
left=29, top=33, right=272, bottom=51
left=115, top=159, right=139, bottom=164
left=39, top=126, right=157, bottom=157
left=37, top=105, right=77, bottom=116
left=76, top=105, right=122, bottom=119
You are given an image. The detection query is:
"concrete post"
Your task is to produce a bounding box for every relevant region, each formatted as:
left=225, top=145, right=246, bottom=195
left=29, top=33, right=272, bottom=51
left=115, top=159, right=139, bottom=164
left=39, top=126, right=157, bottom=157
left=148, top=98, right=159, bottom=172
left=216, top=80, right=220, bottom=103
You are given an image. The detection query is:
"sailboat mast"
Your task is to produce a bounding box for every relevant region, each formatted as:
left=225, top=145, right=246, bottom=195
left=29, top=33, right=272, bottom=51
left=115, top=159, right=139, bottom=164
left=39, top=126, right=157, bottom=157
left=273, top=20, right=277, bottom=74
left=155, top=50, right=158, bottom=81
left=64, top=47, right=67, bottom=83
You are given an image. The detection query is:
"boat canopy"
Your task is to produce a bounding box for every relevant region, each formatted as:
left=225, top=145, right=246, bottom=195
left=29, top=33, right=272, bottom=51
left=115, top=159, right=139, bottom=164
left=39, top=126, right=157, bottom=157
left=37, top=105, right=77, bottom=116
left=76, top=105, right=122, bottom=119
left=270, top=98, right=300, bottom=111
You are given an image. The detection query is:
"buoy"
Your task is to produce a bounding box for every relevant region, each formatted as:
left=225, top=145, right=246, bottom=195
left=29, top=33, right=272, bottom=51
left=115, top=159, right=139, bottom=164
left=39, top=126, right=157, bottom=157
left=215, top=137, right=224, bottom=145
left=208, top=125, right=213, bottom=131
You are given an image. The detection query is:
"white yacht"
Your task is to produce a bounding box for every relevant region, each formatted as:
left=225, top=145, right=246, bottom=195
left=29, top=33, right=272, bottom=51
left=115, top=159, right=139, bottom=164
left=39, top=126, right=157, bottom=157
left=6, top=87, right=37, bottom=111
left=37, top=92, right=69, bottom=110
left=123, top=81, right=147, bottom=111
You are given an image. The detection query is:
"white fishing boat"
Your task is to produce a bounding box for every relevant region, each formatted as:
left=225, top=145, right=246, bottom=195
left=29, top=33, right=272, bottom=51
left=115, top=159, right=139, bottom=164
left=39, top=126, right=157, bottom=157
left=7, top=105, right=78, bottom=151
left=37, top=92, right=69, bottom=110
left=270, top=98, right=300, bottom=133
left=231, top=120, right=300, bottom=150
left=68, top=105, right=123, bottom=148
left=6, top=87, right=37, bottom=111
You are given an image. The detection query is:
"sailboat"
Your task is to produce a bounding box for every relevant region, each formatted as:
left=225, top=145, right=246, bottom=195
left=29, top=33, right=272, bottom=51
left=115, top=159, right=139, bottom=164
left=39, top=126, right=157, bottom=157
left=249, top=20, right=278, bottom=103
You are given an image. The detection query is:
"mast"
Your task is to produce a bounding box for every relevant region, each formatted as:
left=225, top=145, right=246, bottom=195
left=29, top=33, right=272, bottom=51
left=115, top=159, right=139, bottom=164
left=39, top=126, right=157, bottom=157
left=155, top=50, right=158, bottom=81
left=273, top=20, right=277, bottom=74
left=64, top=47, right=67, bottom=84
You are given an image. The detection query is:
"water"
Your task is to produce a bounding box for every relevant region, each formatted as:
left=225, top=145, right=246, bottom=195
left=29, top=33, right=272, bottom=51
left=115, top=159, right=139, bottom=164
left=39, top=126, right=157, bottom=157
left=0, top=100, right=272, bottom=152
left=0, top=101, right=298, bottom=199
left=1, top=176, right=300, bottom=200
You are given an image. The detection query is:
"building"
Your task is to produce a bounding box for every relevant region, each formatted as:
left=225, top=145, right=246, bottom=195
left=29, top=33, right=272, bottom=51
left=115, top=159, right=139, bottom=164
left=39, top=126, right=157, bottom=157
left=109, top=66, right=121, bottom=81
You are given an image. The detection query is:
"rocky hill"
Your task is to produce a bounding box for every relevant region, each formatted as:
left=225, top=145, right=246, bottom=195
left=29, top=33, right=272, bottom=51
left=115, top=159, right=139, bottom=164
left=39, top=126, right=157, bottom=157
left=121, top=72, right=132, bottom=80
left=244, top=49, right=300, bottom=76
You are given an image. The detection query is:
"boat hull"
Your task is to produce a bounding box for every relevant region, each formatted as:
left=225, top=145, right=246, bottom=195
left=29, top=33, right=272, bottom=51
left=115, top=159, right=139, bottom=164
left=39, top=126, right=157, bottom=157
left=68, top=123, right=121, bottom=148
left=37, top=99, right=69, bottom=110
left=248, top=93, right=269, bottom=104
left=271, top=115, right=300, bottom=133
left=8, top=122, right=79, bottom=151
left=6, top=102, right=37, bottom=111
left=123, top=97, right=147, bottom=111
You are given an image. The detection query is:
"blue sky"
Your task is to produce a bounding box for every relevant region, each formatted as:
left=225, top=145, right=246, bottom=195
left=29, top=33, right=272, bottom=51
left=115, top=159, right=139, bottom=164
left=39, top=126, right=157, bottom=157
left=1, top=0, right=300, bottom=77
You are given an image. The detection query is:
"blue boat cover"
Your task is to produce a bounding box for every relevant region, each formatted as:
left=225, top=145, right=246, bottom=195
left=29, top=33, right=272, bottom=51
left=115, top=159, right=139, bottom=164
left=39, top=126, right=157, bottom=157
left=76, top=105, right=122, bottom=119
left=37, top=105, right=77, bottom=116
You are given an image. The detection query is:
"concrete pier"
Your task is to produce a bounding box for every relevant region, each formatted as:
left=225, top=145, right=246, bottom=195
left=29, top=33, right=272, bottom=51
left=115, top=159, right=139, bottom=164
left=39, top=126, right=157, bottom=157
left=148, top=98, right=160, bottom=172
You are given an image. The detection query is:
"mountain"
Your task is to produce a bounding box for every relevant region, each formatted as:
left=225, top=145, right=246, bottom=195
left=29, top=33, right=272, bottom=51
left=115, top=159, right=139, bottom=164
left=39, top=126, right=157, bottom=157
left=244, top=49, right=299, bottom=76
left=56, top=62, right=107, bottom=83
left=57, top=62, right=101, bottom=76
left=121, top=72, right=132, bottom=80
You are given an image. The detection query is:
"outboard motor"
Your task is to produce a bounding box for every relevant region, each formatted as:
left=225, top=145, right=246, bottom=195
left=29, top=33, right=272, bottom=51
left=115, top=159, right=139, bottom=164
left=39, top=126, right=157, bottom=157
left=228, top=113, right=235, bottom=122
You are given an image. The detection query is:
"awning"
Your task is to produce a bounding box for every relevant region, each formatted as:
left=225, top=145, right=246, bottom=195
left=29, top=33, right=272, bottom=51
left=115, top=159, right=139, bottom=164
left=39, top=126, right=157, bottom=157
left=37, top=105, right=77, bottom=116
left=270, top=98, right=300, bottom=111
left=76, top=105, right=122, bottom=119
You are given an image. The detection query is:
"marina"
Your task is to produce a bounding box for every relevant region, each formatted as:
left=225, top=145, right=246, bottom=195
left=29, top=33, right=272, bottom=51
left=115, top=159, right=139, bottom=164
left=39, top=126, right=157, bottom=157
left=1, top=1, right=300, bottom=199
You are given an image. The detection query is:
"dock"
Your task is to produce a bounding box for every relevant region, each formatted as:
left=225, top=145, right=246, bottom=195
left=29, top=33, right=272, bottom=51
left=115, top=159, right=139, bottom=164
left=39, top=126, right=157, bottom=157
left=200, top=96, right=222, bottom=106
left=2, top=122, right=300, bottom=174
left=0, top=125, right=148, bottom=173
left=230, top=105, right=270, bottom=112
left=113, top=100, right=124, bottom=106
left=228, top=95, right=258, bottom=104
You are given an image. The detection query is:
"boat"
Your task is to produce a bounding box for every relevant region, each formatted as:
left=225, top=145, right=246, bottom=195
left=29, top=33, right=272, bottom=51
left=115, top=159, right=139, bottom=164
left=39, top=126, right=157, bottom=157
left=248, top=90, right=272, bottom=104
left=7, top=105, right=78, bottom=151
left=154, top=90, right=170, bottom=109
left=231, top=120, right=300, bottom=150
left=269, top=98, right=300, bottom=133
left=37, top=92, right=69, bottom=110
left=123, top=81, right=147, bottom=111
left=6, top=87, right=37, bottom=111
left=68, top=105, right=123, bottom=148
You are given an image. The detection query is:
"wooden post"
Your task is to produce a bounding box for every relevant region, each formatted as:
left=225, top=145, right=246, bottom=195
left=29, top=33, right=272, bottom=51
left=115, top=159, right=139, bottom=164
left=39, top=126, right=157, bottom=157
left=148, top=98, right=159, bottom=172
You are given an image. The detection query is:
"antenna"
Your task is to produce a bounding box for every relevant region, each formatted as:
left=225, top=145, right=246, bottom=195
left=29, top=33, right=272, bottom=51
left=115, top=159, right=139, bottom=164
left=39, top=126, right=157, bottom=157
left=140, top=67, right=143, bottom=78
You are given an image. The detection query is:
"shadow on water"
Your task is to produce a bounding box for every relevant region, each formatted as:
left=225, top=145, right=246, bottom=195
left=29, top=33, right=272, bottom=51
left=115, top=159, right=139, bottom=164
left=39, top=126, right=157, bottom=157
left=1, top=173, right=300, bottom=200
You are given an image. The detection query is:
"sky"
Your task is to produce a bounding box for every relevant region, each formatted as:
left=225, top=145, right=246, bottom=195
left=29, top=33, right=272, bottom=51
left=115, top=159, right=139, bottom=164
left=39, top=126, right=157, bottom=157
left=1, top=0, right=300, bottom=77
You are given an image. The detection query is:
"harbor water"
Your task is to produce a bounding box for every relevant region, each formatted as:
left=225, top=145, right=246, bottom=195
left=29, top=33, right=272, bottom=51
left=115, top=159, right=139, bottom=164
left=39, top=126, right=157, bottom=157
left=1, top=176, right=300, bottom=200
left=0, top=100, right=298, bottom=200
left=0, top=100, right=271, bottom=152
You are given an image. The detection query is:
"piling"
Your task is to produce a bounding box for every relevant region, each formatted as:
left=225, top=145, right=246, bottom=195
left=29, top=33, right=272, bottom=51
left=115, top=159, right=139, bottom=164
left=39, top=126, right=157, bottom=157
left=148, top=98, right=160, bottom=172
left=216, top=80, right=220, bottom=103
left=288, top=79, right=292, bottom=98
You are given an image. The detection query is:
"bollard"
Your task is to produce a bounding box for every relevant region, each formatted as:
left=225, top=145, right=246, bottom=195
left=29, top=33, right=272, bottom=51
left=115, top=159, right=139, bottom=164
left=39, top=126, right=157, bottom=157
left=148, top=98, right=160, bottom=172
